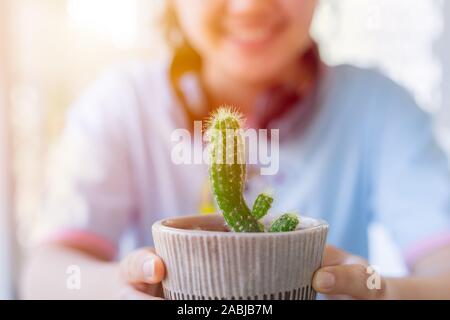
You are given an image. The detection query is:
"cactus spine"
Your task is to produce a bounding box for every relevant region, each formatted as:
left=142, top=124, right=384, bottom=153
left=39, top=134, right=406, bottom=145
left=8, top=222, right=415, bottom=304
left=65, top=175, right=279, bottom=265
left=207, top=107, right=299, bottom=233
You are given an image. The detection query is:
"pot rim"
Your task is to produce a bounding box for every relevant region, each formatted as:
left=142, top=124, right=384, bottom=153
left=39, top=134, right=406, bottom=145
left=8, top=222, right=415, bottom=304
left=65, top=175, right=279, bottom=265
left=152, top=214, right=328, bottom=237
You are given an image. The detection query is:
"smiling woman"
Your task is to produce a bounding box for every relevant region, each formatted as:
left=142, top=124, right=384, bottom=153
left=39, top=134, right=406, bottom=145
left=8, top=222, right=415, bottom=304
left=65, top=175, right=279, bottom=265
left=5, top=0, right=450, bottom=301
left=172, top=0, right=317, bottom=105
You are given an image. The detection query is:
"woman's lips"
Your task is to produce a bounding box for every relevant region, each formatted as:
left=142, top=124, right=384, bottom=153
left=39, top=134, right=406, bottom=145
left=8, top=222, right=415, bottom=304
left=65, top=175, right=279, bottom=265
left=224, top=23, right=284, bottom=51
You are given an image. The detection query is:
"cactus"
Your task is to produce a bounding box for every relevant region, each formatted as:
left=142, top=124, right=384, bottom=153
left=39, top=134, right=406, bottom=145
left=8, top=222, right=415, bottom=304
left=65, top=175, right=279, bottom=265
left=207, top=107, right=299, bottom=233
left=251, top=193, right=273, bottom=220
left=269, top=214, right=300, bottom=233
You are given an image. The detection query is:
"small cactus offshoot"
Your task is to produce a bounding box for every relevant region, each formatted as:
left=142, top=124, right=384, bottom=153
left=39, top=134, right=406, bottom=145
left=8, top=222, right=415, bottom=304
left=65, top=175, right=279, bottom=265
left=268, top=213, right=300, bottom=233
left=206, top=107, right=300, bottom=233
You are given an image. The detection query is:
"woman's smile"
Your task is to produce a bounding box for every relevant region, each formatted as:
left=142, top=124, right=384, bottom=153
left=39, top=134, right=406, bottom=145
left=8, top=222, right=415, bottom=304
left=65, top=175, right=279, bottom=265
left=222, top=19, right=286, bottom=52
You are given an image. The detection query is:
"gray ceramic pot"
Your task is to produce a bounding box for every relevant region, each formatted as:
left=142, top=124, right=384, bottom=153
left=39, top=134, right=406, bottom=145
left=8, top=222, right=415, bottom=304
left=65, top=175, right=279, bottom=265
left=152, top=214, right=328, bottom=300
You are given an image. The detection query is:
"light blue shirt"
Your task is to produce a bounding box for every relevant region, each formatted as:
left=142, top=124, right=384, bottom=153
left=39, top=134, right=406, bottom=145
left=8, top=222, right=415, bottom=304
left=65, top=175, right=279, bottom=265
left=246, top=64, right=450, bottom=262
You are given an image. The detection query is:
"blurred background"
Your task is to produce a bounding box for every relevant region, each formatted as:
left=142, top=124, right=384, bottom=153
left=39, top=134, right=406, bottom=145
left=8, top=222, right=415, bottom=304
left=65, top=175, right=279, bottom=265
left=1, top=0, right=450, bottom=299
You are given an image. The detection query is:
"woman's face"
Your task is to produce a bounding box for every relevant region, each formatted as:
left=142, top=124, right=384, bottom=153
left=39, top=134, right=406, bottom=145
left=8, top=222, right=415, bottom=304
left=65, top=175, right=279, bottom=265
left=173, top=0, right=318, bottom=84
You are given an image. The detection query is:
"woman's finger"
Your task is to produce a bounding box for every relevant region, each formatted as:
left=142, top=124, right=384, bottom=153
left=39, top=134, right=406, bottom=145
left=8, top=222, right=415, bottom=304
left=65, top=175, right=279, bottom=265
left=313, top=264, right=386, bottom=300
left=120, top=248, right=165, bottom=285
left=322, top=245, right=349, bottom=266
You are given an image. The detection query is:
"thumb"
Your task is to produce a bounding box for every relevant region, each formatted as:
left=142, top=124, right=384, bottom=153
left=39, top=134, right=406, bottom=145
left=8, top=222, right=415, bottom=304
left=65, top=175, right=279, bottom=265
left=120, top=248, right=165, bottom=285
left=312, top=264, right=386, bottom=300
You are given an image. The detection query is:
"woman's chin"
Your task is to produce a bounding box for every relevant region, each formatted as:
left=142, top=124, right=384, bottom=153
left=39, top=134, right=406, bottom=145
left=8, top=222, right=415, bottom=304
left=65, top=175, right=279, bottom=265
left=218, top=51, right=289, bottom=84
left=224, top=64, right=284, bottom=84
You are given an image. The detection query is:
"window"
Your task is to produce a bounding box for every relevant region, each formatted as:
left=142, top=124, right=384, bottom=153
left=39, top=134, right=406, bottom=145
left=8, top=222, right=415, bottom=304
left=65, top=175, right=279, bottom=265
left=313, top=0, right=444, bottom=113
left=7, top=0, right=166, bottom=249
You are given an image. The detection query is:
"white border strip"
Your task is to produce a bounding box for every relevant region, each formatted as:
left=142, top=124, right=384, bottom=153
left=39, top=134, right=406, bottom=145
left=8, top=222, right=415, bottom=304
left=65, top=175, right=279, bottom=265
left=0, top=0, right=14, bottom=300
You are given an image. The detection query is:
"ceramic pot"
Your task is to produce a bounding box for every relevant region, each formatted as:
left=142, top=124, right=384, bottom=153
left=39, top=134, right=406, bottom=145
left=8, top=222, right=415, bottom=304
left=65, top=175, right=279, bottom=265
left=152, top=214, right=328, bottom=300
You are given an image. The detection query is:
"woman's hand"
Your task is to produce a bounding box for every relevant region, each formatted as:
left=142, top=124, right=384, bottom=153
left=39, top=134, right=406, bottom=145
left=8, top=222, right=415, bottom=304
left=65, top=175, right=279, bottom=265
left=313, top=245, right=387, bottom=300
left=120, top=245, right=386, bottom=300
left=119, top=248, right=166, bottom=300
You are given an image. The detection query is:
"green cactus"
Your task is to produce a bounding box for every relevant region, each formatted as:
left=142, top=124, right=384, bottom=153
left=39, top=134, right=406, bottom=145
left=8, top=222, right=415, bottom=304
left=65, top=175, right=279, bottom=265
left=251, top=193, right=273, bottom=220
left=207, top=107, right=299, bottom=233
left=269, top=214, right=300, bottom=233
